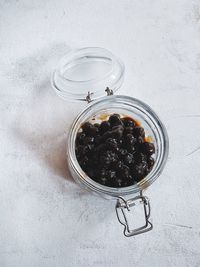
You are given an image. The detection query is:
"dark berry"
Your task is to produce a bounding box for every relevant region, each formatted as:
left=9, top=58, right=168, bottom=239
left=147, top=157, right=155, bottom=169
left=87, top=144, right=94, bottom=151
left=82, top=144, right=94, bottom=155
left=129, top=145, right=137, bottom=154
left=111, top=126, right=123, bottom=139
left=89, top=126, right=99, bottom=136
left=136, top=152, right=147, bottom=163
left=108, top=114, right=122, bottom=126
left=137, top=136, right=144, bottom=144
left=76, top=132, right=86, bottom=145
left=124, top=153, right=134, bottom=165
left=100, top=131, right=112, bottom=142
left=119, top=148, right=128, bottom=156
left=106, top=170, right=117, bottom=179
left=120, top=165, right=130, bottom=179
left=122, top=117, right=136, bottom=128
left=92, top=154, right=99, bottom=165
left=117, top=139, right=123, bottom=146
left=133, top=127, right=145, bottom=138
left=82, top=145, right=89, bottom=155
left=100, top=150, right=118, bottom=165
left=123, top=174, right=135, bottom=186
left=125, top=134, right=137, bottom=145
left=141, top=160, right=148, bottom=171
left=134, top=160, right=148, bottom=179
left=124, top=127, right=134, bottom=135
left=83, top=136, right=95, bottom=145
left=82, top=122, right=99, bottom=136
left=134, top=164, right=144, bottom=178
left=81, top=122, right=92, bottom=132
left=106, top=138, right=119, bottom=150
left=142, top=142, right=155, bottom=155
left=99, top=168, right=107, bottom=177
left=94, top=135, right=101, bottom=145
left=75, top=145, right=84, bottom=155
left=112, top=125, right=124, bottom=132
left=115, top=178, right=123, bottom=187
left=95, top=143, right=107, bottom=154
left=99, top=121, right=111, bottom=134
left=79, top=156, right=89, bottom=169
left=113, top=160, right=123, bottom=170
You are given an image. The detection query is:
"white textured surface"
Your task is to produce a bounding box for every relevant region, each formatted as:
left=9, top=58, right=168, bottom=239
left=1, top=1, right=200, bottom=266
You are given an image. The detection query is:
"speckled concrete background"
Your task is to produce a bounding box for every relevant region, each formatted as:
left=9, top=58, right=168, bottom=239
left=1, top=1, right=200, bottom=266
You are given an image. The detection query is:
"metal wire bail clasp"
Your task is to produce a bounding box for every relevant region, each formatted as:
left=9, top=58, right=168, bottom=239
left=115, top=192, right=153, bottom=237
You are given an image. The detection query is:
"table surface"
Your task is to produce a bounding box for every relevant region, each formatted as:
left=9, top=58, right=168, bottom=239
left=1, top=1, right=200, bottom=266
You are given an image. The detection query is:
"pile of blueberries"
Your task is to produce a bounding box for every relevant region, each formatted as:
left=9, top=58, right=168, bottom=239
left=75, top=114, right=155, bottom=188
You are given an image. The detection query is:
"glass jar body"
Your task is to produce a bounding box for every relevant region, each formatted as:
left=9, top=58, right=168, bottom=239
left=67, top=95, right=169, bottom=200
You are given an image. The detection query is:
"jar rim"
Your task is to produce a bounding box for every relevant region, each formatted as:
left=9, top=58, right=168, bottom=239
left=67, top=95, right=169, bottom=198
left=52, top=47, right=125, bottom=101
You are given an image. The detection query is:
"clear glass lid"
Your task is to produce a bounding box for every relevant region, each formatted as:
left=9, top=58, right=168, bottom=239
left=52, top=47, right=125, bottom=101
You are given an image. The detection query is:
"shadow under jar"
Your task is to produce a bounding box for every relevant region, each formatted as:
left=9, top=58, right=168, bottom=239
left=52, top=47, right=169, bottom=237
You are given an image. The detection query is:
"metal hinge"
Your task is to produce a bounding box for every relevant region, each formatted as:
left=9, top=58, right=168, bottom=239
left=85, top=87, right=113, bottom=103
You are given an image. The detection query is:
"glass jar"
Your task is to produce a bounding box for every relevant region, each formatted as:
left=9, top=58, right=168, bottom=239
left=52, top=47, right=169, bottom=237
